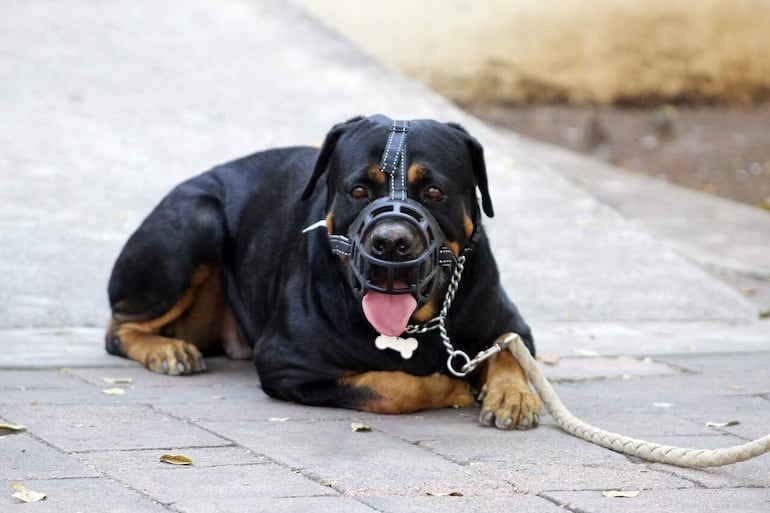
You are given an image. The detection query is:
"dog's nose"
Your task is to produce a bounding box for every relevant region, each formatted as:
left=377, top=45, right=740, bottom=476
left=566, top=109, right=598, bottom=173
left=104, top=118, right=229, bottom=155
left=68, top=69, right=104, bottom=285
left=366, top=221, right=424, bottom=261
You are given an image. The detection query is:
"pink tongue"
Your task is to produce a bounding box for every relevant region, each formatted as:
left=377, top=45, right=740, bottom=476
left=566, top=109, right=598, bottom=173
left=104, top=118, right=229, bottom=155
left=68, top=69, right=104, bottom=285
left=362, top=288, right=417, bottom=337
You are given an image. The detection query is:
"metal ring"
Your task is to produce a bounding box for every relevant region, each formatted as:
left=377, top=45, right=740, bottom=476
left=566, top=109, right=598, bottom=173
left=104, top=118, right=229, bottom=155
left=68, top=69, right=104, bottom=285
left=446, top=350, right=472, bottom=378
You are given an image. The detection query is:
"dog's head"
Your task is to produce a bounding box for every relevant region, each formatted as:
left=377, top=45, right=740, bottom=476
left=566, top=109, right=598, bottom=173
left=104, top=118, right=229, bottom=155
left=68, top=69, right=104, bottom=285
left=302, top=115, right=494, bottom=336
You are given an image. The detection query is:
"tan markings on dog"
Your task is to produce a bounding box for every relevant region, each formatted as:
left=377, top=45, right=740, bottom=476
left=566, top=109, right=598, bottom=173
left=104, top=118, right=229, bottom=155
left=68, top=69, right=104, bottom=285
left=411, top=296, right=439, bottom=324
left=367, top=164, right=386, bottom=185
left=407, top=163, right=427, bottom=184
left=463, top=212, right=474, bottom=240
left=476, top=333, right=542, bottom=429
left=338, top=371, right=475, bottom=413
left=325, top=211, right=334, bottom=233
left=108, top=263, right=248, bottom=374
left=446, top=212, right=474, bottom=257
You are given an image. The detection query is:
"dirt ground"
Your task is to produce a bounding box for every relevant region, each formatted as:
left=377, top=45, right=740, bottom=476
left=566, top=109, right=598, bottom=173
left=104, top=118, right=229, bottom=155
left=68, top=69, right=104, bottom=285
left=467, top=102, right=770, bottom=210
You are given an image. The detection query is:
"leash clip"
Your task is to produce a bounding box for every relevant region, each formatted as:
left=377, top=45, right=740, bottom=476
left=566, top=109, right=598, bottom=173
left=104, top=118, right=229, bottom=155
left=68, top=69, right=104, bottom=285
left=457, top=335, right=516, bottom=376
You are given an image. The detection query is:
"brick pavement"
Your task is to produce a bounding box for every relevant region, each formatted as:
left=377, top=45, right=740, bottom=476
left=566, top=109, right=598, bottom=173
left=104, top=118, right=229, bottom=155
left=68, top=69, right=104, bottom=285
left=2, top=352, right=768, bottom=512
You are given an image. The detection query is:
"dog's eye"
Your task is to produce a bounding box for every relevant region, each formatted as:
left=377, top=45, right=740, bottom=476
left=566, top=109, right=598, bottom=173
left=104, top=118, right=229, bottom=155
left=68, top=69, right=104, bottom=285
left=425, top=186, right=444, bottom=201
left=350, top=186, right=368, bottom=199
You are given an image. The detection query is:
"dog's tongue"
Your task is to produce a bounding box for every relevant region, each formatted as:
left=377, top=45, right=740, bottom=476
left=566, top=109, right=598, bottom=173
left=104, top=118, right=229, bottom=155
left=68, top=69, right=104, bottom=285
left=362, top=288, right=417, bottom=337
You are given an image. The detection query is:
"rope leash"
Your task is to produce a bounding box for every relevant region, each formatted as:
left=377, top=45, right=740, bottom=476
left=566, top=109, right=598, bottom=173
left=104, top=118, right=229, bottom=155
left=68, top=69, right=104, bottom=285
left=503, top=333, right=770, bottom=468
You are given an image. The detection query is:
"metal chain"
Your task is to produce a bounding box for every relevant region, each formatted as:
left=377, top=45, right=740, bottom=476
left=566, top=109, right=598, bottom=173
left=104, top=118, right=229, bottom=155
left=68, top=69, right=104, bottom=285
left=405, top=255, right=505, bottom=377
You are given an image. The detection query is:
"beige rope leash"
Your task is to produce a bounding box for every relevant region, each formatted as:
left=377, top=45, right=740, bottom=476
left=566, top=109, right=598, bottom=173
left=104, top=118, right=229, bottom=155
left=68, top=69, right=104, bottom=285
left=504, top=333, right=770, bottom=468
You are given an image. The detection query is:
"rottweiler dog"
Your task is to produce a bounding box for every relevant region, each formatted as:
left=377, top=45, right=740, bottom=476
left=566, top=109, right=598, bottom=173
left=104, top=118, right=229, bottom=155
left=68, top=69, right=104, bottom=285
left=105, top=115, right=541, bottom=429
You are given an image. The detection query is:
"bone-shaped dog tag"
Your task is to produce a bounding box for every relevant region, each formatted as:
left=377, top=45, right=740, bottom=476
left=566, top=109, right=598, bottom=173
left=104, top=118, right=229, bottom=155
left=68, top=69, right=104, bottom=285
left=375, top=335, right=419, bottom=359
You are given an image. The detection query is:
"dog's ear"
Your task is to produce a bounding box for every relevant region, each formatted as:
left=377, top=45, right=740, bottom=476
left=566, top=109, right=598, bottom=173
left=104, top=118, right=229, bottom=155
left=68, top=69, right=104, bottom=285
left=301, top=116, right=364, bottom=201
left=447, top=123, right=494, bottom=218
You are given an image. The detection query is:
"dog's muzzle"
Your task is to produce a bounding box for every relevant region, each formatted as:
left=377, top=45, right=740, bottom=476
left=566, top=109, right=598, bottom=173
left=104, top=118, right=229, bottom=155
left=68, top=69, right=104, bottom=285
left=329, top=197, right=455, bottom=306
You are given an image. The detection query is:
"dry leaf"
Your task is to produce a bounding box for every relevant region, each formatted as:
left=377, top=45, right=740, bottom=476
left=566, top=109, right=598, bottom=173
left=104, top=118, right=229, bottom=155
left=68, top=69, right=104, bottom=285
left=11, top=482, right=47, bottom=503
left=426, top=491, right=464, bottom=496
left=0, top=423, right=26, bottom=432
left=602, top=490, right=640, bottom=498
left=102, top=388, right=126, bottom=395
left=350, top=422, right=372, bottom=432
left=706, top=420, right=740, bottom=428
left=536, top=353, right=561, bottom=366
left=102, top=377, right=133, bottom=384
left=159, top=454, right=193, bottom=465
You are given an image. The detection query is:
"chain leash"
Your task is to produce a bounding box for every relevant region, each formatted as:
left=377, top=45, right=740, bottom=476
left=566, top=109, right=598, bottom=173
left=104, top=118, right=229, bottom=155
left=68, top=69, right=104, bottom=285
left=406, top=255, right=506, bottom=377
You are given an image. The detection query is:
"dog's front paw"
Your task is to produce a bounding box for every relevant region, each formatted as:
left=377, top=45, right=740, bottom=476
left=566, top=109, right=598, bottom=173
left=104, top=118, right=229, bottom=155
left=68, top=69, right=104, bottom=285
left=476, top=337, right=542, bottom=430
left=144, top=338, right=206, bottom=375
left=478, top=382, right=541, bottom=430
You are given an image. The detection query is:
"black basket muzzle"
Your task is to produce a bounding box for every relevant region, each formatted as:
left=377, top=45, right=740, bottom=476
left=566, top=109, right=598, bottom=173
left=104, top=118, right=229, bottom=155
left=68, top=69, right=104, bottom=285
left=325, top=117, right=471, bottom=306
left=329, top=197, right=455, bottom=306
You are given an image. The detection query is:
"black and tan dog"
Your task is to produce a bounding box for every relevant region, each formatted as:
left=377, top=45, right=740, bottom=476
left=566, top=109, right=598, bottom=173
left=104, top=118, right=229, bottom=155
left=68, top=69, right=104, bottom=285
left=106, top=115, right=541, bottom=429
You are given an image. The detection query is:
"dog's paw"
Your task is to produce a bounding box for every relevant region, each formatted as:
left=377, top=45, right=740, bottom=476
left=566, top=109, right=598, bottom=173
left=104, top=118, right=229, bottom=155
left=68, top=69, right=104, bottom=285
left=478, top=382, right=541, bottom=430
left=144, top=339, right=206, bottom=375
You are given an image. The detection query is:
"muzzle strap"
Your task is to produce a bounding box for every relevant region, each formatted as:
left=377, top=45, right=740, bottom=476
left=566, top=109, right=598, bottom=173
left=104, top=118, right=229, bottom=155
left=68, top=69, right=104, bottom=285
left=379, top=120, right=410, bottom=201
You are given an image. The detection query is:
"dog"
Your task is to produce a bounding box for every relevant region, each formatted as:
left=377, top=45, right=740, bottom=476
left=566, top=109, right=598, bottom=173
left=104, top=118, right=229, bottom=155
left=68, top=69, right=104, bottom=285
left=105, top=115, right=541, bottom=429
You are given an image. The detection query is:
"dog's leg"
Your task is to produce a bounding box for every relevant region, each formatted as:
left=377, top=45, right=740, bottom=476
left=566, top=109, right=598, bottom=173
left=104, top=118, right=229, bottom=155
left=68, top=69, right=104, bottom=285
left=337, top=371, right=475, bottom=413
left=106, top=266, right=213, bottom=375
left=105, top=186, right=250, bottom=374
left=476, top=333, right=542, bottom=429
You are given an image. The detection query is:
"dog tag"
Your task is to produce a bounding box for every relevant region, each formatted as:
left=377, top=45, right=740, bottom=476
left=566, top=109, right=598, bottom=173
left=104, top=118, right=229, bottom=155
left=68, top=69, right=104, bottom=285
left=375, top=335, right=418, bottom=359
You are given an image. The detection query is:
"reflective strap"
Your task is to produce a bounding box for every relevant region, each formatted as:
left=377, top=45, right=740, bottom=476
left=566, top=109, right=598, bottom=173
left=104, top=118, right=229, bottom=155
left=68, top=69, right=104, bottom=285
left=438, top=247, right=456, bottom=267
left=379, top=120, right=410, bottom=201
left=328, top=234, right=352, bottom=256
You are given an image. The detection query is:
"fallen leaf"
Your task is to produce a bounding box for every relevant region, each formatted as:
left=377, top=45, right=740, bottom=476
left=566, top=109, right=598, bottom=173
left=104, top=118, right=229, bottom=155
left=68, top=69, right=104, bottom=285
left=0, top=423, right=26, bottom=432
left=426, top=491, right=463, bottom=496
left=102, top=388, right=126, bottom=395
left=350, top=422, right=372, bottom=432
left=536, top=353, right=561, bottom=366
left=759, top=308, right=770, bottom=319
left=739, top=287, right=756, bottom=297
left=11, top=482, right=47, bottom=503
left=159, top=454, right=193, bottom=465
left=706, top=420, right=740, bottom=428
left=602, top=490, right=640, bottom=498
left=102, top=377, right=133, bottom=384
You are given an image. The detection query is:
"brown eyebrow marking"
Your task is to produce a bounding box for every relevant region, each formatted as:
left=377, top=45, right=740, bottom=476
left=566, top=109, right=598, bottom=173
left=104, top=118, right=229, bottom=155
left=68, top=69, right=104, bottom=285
left=367, top=164, right=387, bottom=185
left=407, top=163, right=427, bottom=184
